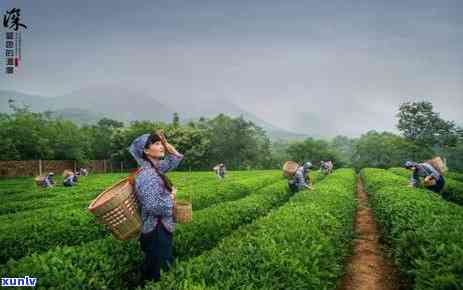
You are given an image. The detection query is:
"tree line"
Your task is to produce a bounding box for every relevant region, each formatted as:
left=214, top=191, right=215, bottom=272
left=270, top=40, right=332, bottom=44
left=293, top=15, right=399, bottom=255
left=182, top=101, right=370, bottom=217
left=1, top=100, right=462, bottom=171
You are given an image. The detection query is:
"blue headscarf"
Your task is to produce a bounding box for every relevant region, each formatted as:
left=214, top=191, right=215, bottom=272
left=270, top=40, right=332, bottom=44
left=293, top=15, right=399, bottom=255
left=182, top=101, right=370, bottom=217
left=128, top=134, right=150, bottom=166
left=303, top=162, right=312, bottom=170
left=404, top=161, right=418, bottom=169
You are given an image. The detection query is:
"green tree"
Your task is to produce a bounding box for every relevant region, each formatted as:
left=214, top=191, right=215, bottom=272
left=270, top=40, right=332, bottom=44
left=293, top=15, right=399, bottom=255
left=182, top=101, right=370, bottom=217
left=204, top=114, right=272, bottom=170
left=330, top=135, right=356, bottom=167
left=351, top=131, right=433, bottom=170
left=162, top=125, right=210, bottom=170
left=46, top=119, right=89, bottom=162
left=0, top=104, right=53, bottom=160
left=86, top=118, right=124, bottom=160
left=397, top=101, right=460, bottom=148
left=434, top=141, right=463, bottom=172
left=0, top=103, right=91, bottom=162
left=269, top=140, right=292, bottom=169
left=172, top=112, right=180, bottom=127
left=286, top=138, right=342, bottom=168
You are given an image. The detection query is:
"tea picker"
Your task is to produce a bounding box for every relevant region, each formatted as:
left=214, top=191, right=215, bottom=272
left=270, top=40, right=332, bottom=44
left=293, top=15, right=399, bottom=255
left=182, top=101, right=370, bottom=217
left=62, top=169, right=76, bottom=187
left=320, top=160, right=333, bottom=175
left=35, top=172, right=55, bottom=188
left=283, top=161, right=313, bottom=193
left=79, top=167, right=89, bottom=176
left=403, top=156, right=446, bottom=193
left=213, top=163, right=227, bottom=179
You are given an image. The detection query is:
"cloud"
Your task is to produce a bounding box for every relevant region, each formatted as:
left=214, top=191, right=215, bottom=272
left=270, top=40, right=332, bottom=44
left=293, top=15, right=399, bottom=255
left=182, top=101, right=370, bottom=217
left=0, top=0, right=461, bottom=137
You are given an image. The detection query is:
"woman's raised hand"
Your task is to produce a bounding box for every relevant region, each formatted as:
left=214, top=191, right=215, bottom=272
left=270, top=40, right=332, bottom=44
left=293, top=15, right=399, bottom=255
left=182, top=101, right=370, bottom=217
left=157, top=129, right=181, bottom=156
left=157, top=130, right=172, bottom=153
left=157, top=130, right=167, bottom=146
left=158, top=131, right=180, bottom=155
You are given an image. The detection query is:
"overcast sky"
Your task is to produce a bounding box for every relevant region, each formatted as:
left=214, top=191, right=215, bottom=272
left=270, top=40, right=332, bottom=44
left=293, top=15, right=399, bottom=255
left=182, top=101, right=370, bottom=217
left=0, top=0, right=462, bottom=137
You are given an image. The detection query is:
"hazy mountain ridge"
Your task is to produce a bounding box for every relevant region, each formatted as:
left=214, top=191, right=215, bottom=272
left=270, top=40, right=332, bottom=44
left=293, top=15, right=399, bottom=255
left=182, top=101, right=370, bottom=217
left=0, top=88, right=308, bottom=141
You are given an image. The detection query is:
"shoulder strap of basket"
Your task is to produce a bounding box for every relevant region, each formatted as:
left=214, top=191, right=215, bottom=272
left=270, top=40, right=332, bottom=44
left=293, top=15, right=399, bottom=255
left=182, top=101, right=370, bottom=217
left=128, top=168, right=144, bottom=185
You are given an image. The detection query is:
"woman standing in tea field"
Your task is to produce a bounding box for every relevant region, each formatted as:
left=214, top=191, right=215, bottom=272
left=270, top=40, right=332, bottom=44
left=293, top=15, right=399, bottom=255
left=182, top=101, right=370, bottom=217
left=129, top=130, right=184, bottom=283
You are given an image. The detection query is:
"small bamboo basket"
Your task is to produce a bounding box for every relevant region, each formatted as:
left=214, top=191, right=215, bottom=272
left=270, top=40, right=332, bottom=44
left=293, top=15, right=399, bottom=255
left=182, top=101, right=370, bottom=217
left=34, top=176, right=46, bottom=186
left=283, top=161, right=299, bottom=177
left=175, top=198, right=192, bottom=224
left=62, top=169, right=74, bottom=178
left=88, top=178, right=142, bottom=240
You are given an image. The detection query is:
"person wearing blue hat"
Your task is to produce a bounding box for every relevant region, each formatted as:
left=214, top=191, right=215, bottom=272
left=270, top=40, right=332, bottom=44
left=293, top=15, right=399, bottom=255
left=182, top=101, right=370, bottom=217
left=403, top=160, right=445, bottom=193
left=129, top=130, right=184, bottom=283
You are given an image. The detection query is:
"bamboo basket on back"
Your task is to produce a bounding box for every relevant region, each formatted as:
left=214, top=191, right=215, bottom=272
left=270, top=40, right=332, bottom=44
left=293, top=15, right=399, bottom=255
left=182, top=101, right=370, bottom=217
left=283, top=161, right=299, bottom=177
left=62, top=169, right=74, bottom=178
left=422, top=156, right=447, bottom=187
left=34, top=176, right=46, bottom=186
left=88, top=177, right=142, bottom=240
left=425, top=156, right=447, bottom=175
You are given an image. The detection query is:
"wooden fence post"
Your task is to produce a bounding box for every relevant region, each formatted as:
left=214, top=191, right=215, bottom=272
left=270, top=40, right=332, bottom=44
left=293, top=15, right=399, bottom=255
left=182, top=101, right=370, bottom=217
left=38, top=159, right=43, bottom=176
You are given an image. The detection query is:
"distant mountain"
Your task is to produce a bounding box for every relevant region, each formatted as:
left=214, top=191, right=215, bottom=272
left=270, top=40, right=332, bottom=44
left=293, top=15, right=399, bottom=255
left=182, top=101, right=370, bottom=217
left=265, top=129, right=308, bottom=141
left=292, top=105, right=384, bottom=138
left=153, top=93, right=305, bottom=139
left=0, top=90, right=52, bottom=113
left=0, top=91, right=105, bottom=125
left=0, top=86, right=308, bottom=141
left=48, top=108, right=103, bottom=125
left=0, top=86, right=174, bottom=123
left=292, top=113, right=330, bottom=139
left=55, top=86, right=174, bottom=122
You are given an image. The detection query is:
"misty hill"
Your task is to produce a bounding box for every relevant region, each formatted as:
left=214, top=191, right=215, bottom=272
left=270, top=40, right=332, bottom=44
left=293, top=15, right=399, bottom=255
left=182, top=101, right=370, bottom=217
left=0, top=87, right=308, bottom=140
left=48, top=108, right=103, bottom=125
left=0, top=87, right=174, bottom=123
left=153, top=93, right=308, bottom=140
left=0, top=90, right=52, bottom=113
left=55, top=86, right=174, bottom=122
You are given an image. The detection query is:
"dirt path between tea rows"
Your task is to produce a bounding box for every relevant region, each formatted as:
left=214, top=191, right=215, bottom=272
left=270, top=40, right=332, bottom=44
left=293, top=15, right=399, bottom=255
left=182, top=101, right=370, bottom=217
left=337, top=177, right=406, bottom=290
